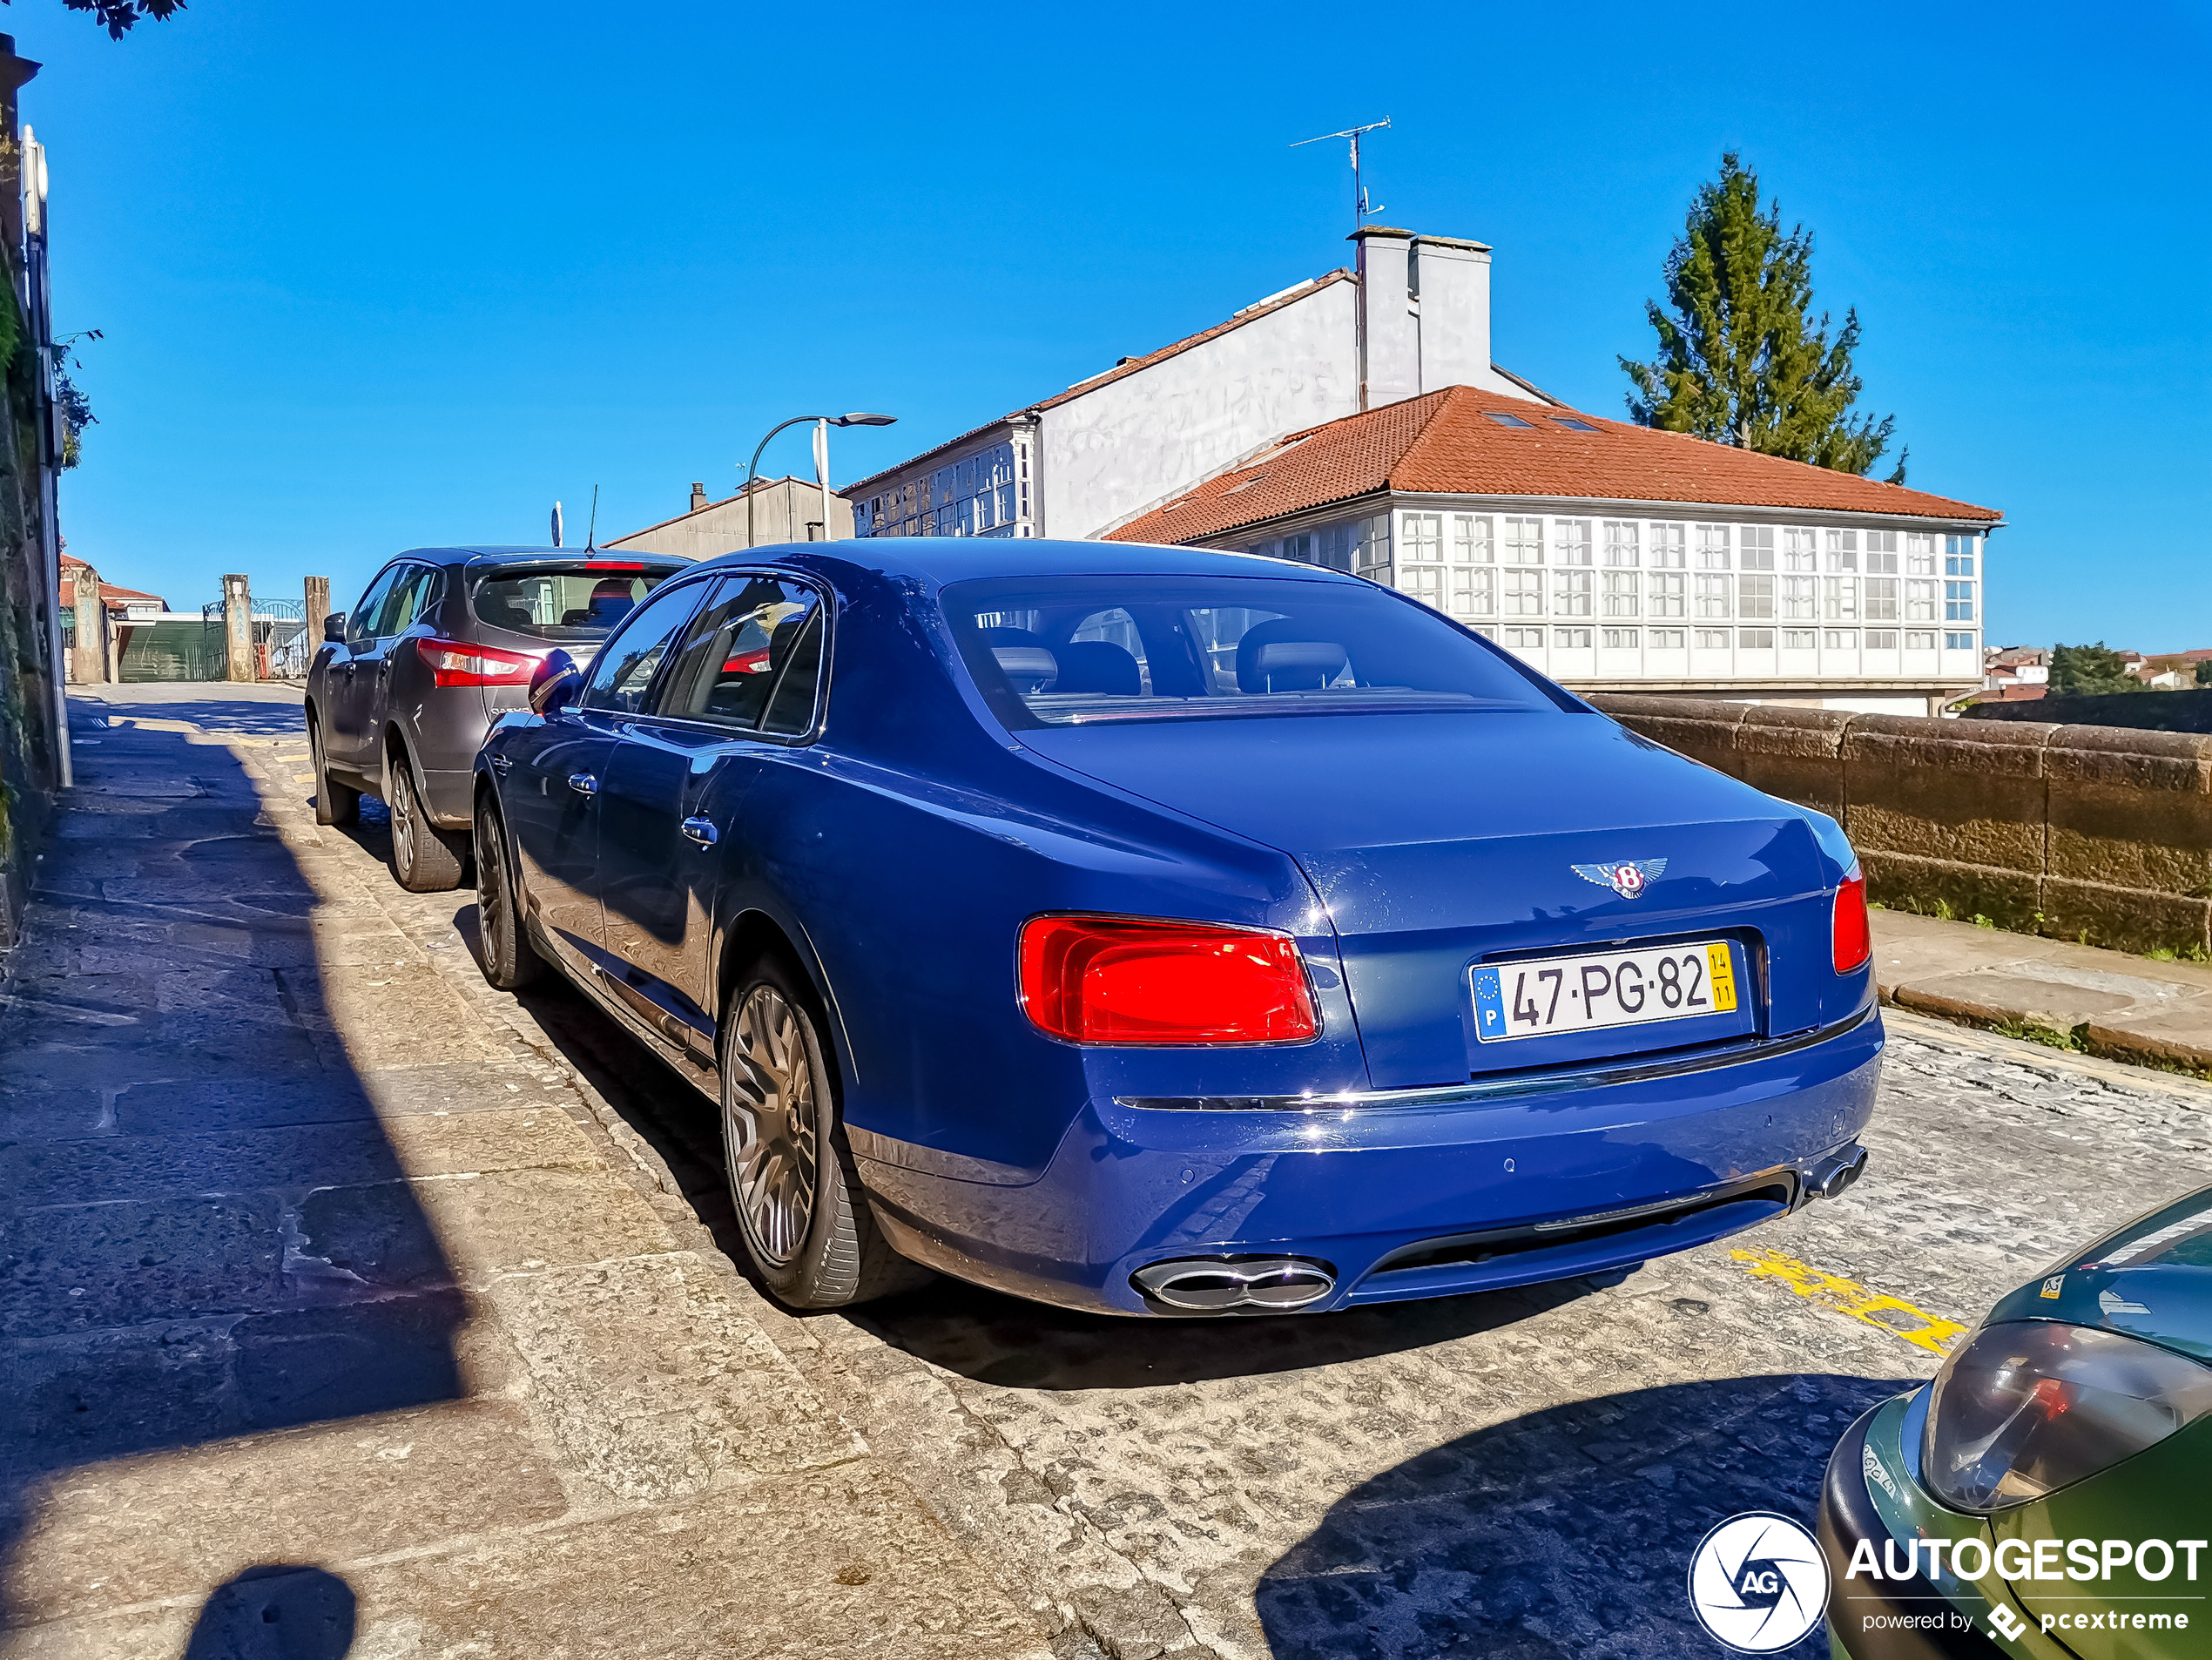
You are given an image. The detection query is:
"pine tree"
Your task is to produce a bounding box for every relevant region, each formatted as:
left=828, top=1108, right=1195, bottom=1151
left=1622, top=153, right=1905, bottom=483
left=2048, top=643, right=2142, bottom=696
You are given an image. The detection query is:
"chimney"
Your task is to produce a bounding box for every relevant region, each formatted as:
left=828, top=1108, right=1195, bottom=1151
left=689, top=481, right=708, bottom=513
left=1409, top=233, right=1494, bottom=395
left=1351, top=226, right=1417, bottom=409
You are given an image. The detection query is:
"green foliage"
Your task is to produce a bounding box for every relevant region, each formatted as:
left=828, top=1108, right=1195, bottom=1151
left=2195, top=660, right=2212, bottom=687
left=2048, top=642, right=2143, bottom=697
left=1622, top=152, right=1905, bottom=482
left=2, top=0, right=188, bottom=40
left=51, top=331, right=98, bottom=470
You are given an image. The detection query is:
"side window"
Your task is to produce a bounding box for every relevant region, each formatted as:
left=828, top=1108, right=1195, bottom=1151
left=347, top=568, right=400, bottom=645
left=580, top=582, right=708, bottom=714
left=657, top=576, right=825, bottom=735
left=382, top=566, right=442, bottom=636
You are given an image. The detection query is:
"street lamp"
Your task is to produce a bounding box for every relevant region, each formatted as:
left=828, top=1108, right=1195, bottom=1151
left=744, top=411, right=898, bottom=547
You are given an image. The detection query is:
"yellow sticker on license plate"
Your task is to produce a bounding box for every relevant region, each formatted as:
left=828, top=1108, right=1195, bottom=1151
left=1704, top=941, right=1737, bottom=1012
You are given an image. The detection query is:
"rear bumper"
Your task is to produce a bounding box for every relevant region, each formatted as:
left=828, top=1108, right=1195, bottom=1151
left=855, top=1004, right=1885, bottom=1316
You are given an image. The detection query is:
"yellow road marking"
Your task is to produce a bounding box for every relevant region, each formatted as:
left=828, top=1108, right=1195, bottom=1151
left=1729, top=1248, right=1968, bottom=1355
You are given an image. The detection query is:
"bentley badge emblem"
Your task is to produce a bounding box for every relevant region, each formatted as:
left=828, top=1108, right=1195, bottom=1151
left=1573, top=858, right=1668, bottom=900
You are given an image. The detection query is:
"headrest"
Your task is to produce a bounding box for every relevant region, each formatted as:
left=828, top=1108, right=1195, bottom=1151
left=1053, top=640, right=1142, bottom=696
left=1237, top=619, right=1349, bottom=692
left=991, top=645, right=1058, bottom=692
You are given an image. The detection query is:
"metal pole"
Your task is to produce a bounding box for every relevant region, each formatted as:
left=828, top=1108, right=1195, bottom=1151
left=745, top=415, right=822, bottom=550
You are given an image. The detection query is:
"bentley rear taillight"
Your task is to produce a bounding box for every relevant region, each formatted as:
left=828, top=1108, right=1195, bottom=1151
left=420, top=638, right=541, bottom=689
left=1832, top=871, right=1871, bottom=974
left=1018, top=914, right=1318, bottom=1046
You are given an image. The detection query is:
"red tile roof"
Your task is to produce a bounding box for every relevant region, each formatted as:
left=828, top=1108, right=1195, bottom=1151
left=1106, top=385, right=2000, bottom=544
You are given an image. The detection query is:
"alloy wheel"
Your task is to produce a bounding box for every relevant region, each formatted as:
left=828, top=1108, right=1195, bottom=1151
left=391, top=766, right=417, bottom=872
left=723, top=984, right=819, bottom=1266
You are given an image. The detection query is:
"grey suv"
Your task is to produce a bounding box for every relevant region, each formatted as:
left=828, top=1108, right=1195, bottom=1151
left=307, top=546, right=687, bottom=890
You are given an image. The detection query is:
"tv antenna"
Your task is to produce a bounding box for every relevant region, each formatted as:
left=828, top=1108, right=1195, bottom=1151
left=1291, top=118, right=1391, bottom=232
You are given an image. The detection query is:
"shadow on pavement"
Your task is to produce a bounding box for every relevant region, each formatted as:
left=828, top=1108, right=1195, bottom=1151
left=0, top=694, right=462, bottom=1635
left=1255, top=1371, right=1907, bottom=1660
left=181, top=1565, right=357, bottom=1660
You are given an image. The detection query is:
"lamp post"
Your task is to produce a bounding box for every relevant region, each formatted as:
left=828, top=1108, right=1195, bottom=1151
left=744, top=412, right=897, bottom=548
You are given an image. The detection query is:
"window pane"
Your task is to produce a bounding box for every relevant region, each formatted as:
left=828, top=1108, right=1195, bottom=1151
left=474, top=565, right=677, bottom=644
left=659, top=576, right=825, bottom=731
left=582, top=583, right=708, bottom=714
left=761, top=612, right=826, bottom=735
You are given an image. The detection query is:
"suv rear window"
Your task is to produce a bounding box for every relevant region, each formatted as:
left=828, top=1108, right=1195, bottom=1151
left=943, top=574, right=1564, bottom=729
left=472, top=564, right=678, bottom=642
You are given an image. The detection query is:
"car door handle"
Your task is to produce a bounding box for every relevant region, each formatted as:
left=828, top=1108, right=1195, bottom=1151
left=568, top=773, right=597, bottom=797
left=680, top=816, right=718, bottom=847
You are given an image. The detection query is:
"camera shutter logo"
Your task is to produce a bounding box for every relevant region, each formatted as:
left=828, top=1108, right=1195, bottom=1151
left=1686, top=1512, right=1831, bottom=1653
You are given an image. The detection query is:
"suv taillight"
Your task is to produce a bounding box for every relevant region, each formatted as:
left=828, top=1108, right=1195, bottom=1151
left=1018, top=914, right=1318, bottom=1045
left=419, top=638, right=541, bottom=688
left=1832, top=872, right=1871, bottom=973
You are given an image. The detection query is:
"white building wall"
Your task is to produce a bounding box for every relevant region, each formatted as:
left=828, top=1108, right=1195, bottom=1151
left=1046, top=280, right=1362, bottom=539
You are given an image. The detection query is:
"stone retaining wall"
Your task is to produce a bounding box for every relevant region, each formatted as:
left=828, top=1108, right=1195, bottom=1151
left=1588, top=696, right=2212, bottom=955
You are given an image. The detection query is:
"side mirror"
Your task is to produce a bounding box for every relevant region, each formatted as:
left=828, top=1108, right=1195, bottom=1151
left=323, top=613, right=347, bottom=643
left=529, top=648, right=582, bottom=717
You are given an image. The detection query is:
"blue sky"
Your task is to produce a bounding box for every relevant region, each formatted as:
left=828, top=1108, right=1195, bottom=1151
left=22, top=0, right=2209, bottom=648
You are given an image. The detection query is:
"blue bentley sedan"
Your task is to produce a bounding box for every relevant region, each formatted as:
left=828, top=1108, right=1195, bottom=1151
left=471, top=539, right=1880, bottom=1316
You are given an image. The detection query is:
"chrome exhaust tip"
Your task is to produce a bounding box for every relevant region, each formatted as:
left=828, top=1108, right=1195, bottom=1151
left=1130, top=1255, right=1336, bottom=1313
left=1804, top=1143, right=1869, bottom=1202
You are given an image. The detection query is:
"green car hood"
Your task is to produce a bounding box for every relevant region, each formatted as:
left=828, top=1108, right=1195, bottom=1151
left=1986, top=1183, right=2212, bottom=1363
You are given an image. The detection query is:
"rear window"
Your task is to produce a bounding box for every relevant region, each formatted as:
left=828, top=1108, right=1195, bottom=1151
left=942, top=574, right=1562, bottom=729
left=472, top=564, right=678, bottom=642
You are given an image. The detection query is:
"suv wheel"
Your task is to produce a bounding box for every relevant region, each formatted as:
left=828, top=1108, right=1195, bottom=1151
left=309, top=717, right=359, bottom=827
left=719, top=956, right=930, bottom=1309
left=387, top=748, right=468, bottom=893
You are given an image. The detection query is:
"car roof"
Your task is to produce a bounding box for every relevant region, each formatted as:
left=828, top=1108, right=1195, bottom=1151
left=392, top=546, right=691, bottom=567
left=695, top=537, right=1363, bottom=590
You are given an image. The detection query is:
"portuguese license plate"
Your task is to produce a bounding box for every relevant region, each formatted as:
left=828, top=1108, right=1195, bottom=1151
left=1471, top=940, right=1739, bottom=1043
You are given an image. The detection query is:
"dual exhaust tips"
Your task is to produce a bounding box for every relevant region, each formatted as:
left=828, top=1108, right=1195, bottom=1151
left=1804, top=1143, right=1869, bottom=1203
left=1132, top=1254, right=1336, bottom=1313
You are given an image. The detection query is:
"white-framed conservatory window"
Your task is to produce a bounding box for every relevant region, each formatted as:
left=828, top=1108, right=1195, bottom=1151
left=1739, top=526, right=1776, bottom=570
left=1649, top=571, right=1685, bottom=617
left=1553, top=627, right=1592, bottom=650
left=1906, top=533, right=1936, bottom=575
left=1553, top=569, right=1593, bottom=617
left=1504, top=516, right=1546, bottom=563
left=1784, top=629, right=1817, bottom=651
left=1905, top=631, right=1938, bottom=651
left=1280, top=532, right=1315, bottom=564
left=1504, top=626, right=1544, bottom=651
left=1452, top=566, right=1497, bottom=618
left=1355, top=514, right=1392, bottom=581
left=1784, top=528, right=1817, bottom=571
left=1649, top=628, right=1685, bottom=649
left=1552, top=519, right=1593, bottom=565
left=1946, top=536, right=1977, bottom=577
left=1740, top=627, right=1776, bottom=650
left=1602, top=521, right=1640, bottom=566
left=1452, top=514, right=1494, bottom=564
left=1602, top=627, right=1638, bottom=649
left=1602, top=570, right=1639, bottom=617
left=1695, top=573, right=1731, bottom=618
left=1737, top=574, right=1775, bottom=619
left=1401, top=512, right=1443, bottom=563
left=1694, top=524, right=1730, bottom=570
left=1825, top=630, right=1859, bottom=651
left=1696, top=628, right=1730, bottom=650
left=1780, top=576, right=1817, bottom=619
left=1502, top=565, right=1545, bottom=617
left=1401, top=564, right=1444, bottom=609
left=1865, top=530, right=1898, bottom=574
left=1865, top=630, right=1899, bottom=650
left=1824, top=576, right=1860, bottom=621
left=1865, top=577, right=1898, bottom=622
left=1946, top=631, right=1976, bottom=651
left=1649, top=523, right=1686, bottom=568
left=1946, top=582, right=1976, bottom=621
left=1825, top=529, right=1858, bottom=571
left=1905, top=580, right=1936, bottom=621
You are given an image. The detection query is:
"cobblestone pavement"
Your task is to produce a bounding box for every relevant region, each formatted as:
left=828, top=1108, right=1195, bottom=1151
left=7, top=688, right=2209, bottom=1659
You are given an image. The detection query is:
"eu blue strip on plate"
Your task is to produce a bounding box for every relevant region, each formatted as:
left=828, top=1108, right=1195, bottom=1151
left=1472, top=967, right=1507, bottom=1040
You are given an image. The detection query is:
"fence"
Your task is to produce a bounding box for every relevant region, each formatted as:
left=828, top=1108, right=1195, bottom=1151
left=1588, top=695, right=2212, bottom=956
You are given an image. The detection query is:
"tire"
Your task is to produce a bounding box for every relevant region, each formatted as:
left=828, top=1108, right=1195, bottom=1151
left=720, top=955, right=931, bottom=1309
left=309, top=717, right=359, bottom=827
left=472, top=797, right=544, bottom=991
left=387, top=746, right=468, bottom=893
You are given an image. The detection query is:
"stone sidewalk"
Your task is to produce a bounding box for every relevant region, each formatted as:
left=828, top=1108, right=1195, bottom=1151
left=0, top=686, right=1050, bottom=1658
left=1872, top=907, right=2212, bottom=1071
